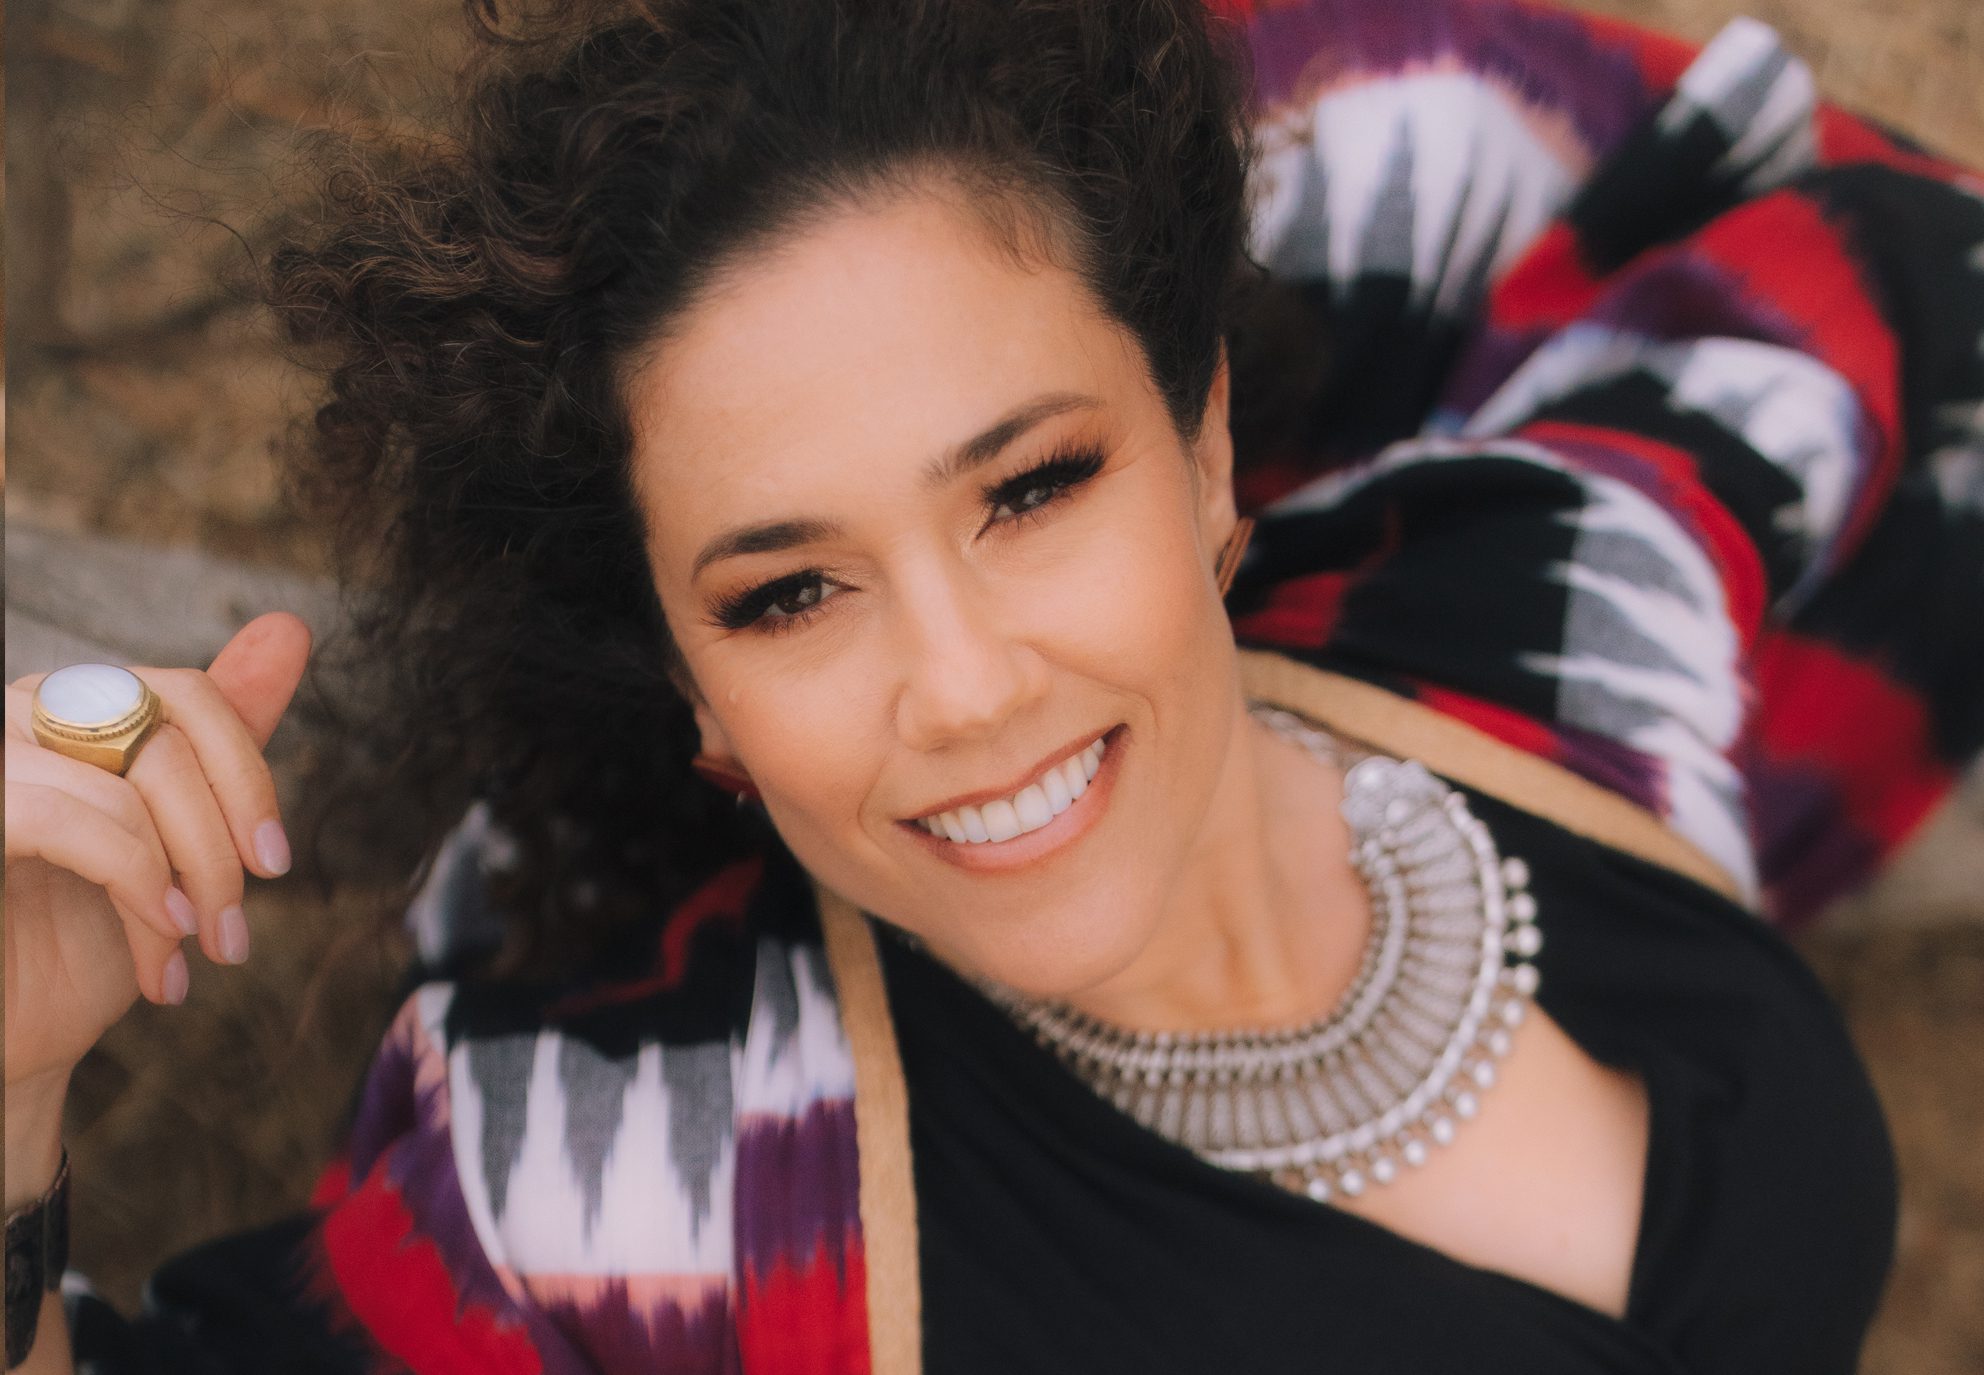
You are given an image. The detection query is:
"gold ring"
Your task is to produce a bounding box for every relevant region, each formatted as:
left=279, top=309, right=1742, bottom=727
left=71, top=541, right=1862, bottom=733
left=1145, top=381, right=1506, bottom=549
left=30, top=664, right=166, bottom=777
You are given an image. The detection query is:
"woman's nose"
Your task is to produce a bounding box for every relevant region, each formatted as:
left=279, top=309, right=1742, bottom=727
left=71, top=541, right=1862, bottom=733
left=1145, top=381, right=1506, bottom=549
left=893, top=569, right=1050, bottom=753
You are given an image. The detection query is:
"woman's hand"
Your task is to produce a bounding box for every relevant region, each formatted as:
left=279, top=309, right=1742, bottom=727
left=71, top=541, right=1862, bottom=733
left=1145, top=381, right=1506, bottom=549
left=3, top=613, right=312, bottom=1099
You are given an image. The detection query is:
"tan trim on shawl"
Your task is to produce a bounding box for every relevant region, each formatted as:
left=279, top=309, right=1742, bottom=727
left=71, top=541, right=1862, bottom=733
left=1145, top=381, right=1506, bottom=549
left=816, top=881, right=923, bottom=1375
left=813, top=649, right=1746, bottom=1373
left=1237, top=649, right=1746, bottom=905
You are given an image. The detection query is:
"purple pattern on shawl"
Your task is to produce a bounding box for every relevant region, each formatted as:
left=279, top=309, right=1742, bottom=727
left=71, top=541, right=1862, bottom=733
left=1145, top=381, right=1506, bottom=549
left=1438, top=253, right=1816, bottom=420
left=1743, top=758, right=1885, bottom=930
left=350, top=1000, right=602, bottom=1375
left=732, top=1097, right=863, bottom=1284
left=1550, top=720, right=1669, bottom=814
left=540, top=1280, right=740, bottom=1375
left=1584, top=249, right=1809, bottom=348
left=344, top=1007, right=422, bottom=1177
left=1241, top=0, right=1660, bottom=157
left=1435, top=321, right=1555, bottom=423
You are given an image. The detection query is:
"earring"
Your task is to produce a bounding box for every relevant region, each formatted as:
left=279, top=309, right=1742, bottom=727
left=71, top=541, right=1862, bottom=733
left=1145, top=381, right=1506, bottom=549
left=1214, top=515, right=1256, bottom=597
left=691, top=753, right=761, bottom=804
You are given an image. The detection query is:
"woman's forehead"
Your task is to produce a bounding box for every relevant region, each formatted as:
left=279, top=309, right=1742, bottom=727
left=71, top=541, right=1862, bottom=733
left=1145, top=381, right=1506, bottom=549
left=624, top=191, right=1146, bottom=530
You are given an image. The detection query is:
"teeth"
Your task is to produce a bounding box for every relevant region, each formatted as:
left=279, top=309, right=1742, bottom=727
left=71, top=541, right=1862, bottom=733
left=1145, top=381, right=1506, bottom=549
left=920, top=733, right=1110, bottom=844
left=1041, top=766, right=1072, bottom=815
left=980, top=799, right=1022, bottom=843
left=958, top=806, right=991, bottom=843
left=1061, top=753, right=1089, bottom=801
left=1013, top=784, right=1052, bottom=830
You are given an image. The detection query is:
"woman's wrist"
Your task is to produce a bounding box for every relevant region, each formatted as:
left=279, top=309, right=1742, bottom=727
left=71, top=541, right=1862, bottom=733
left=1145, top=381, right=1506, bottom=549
left=5, top=1070, right=71, bottom=1213
left=8, top=1292, right=72, bottom=1374
left=5, top=1072, right=72, bottom=1373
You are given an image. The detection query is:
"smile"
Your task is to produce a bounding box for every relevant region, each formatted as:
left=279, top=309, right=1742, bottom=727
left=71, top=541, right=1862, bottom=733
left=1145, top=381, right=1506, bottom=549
left=914, top=733, right=1107, bottom=843
left=899, top=725, right=1127, bottom=873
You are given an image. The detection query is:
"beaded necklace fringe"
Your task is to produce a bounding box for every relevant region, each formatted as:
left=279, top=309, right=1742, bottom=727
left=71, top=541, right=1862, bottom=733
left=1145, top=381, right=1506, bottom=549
left=957, top=703, right=1542, bottom=1203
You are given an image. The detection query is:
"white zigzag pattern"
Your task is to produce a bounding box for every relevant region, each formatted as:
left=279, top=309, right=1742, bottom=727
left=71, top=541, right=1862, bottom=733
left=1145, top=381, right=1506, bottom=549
left=427, top=931, right=859, bottom=1280
left=1929, top=237, right=1984, bottom=514
left=1270, top=436, right=1760, bottom=903
left=733, top=935, right=859, bottom=1120
left=1248, top=69, right=1581, bottom=317
left=446, top=1009, right=741, bottom=1277
left=1523, top=485, right=1757, bottom=900
left=1656, top=17, right=1818, bottom=193
left=1462, top=323, right=1870, bottom=613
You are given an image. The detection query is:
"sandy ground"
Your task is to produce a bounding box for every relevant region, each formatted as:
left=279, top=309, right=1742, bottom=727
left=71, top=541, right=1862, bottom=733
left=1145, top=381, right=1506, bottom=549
left=8, top=0, right=1982, bottom=1366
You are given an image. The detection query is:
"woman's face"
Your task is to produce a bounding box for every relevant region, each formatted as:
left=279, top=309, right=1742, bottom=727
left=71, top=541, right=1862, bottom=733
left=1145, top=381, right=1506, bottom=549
left=628, top=185, right=1244, bottom=998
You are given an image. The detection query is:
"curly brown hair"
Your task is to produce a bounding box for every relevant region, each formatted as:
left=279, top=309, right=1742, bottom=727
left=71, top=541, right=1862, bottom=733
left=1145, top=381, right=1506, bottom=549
left=271, top=0, right=1305, bottom=984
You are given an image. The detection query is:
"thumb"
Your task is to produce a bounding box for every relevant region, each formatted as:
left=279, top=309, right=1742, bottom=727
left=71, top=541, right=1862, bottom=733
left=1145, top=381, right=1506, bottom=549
left=204, top=612, right=314, bottom=749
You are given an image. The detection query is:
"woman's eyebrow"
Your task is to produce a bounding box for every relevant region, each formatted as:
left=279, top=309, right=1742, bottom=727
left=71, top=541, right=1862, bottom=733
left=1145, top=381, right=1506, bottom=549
left=689, top=391, right=1103, bottom=580
left=918, top=391, right=1102, bottom=488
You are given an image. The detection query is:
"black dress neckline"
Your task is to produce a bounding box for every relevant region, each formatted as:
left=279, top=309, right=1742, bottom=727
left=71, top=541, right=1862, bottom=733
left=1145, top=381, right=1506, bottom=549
left=872, top=913, right=1680, bottom=1339
left=872, top=780, right=1896, bottom=1374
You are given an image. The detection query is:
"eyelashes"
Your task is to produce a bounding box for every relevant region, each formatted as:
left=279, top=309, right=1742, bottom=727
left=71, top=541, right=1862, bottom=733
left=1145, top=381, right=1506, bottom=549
left=705, top=440, right=1109, bottom=635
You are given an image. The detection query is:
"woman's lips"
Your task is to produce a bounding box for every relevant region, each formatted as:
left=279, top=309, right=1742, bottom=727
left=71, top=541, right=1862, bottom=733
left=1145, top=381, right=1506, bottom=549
left=905, top=725, right=1112, bottom=823
left=898, top=725, right=1126, bottom=873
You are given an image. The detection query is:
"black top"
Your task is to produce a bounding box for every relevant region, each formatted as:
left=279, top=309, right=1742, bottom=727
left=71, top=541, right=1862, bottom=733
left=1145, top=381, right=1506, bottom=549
left=875, top=781, right=1898, bottom=1375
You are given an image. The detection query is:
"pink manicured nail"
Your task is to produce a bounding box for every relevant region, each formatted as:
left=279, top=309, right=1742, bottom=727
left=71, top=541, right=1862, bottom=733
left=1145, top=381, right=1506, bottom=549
left=165, top=887, right=200, bottom=938
left=253, top=820, right=292, bottom=877
left=218, top=905, right=251, bottom=965
left=162, top=951, right=190, bottom=1005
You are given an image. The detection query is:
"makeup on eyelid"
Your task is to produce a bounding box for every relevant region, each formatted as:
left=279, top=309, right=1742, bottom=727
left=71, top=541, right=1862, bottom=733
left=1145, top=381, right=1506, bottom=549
left=703, top=440, right=1108, bottom=633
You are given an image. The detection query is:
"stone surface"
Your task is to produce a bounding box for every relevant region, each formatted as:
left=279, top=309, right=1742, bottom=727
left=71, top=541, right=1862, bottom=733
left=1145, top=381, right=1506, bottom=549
left=4, top=520, right=339, bottom=679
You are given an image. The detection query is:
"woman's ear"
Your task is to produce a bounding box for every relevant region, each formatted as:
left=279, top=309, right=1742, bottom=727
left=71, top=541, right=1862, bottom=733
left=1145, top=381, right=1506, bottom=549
left=1194, top=345, right=1240, bottom=558
left=691, top=700, right=742, bottom=769
left=669, top=656, right=744, bottom=770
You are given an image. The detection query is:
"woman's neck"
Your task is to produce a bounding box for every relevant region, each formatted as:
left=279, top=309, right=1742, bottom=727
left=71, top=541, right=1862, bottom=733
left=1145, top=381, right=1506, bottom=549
left=1058, top=695, right=1374, bottom=1033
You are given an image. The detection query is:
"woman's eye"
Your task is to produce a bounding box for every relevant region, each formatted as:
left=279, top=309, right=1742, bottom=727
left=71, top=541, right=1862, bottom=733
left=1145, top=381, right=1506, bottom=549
left=983, top=446, right=1107, bottom=528
left=710, top=572, right=841, bottom=633
left=990, top=481, right=1058, bottom=521
left=764, top=580, right=826, bottom=618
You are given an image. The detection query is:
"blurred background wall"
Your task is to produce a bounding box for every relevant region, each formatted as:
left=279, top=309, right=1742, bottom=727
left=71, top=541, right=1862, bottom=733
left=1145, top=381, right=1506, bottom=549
left=6, top=0, right=1982, bottom=1367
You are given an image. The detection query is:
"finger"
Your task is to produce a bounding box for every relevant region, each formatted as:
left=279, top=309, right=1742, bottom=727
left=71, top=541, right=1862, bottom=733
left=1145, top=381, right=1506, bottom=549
left=122, top=723, right=252, bottom=966
left=203, top=613, right=312, bottom=750
left=5, top=782, right=188, bottom=1004
left=108, top=894, right=192, bottom=1008
left=137, top=666, right=291, bottom=880
left=6, top=747, right=189, bottom=941
left=5, top=677, right=47, bottom=740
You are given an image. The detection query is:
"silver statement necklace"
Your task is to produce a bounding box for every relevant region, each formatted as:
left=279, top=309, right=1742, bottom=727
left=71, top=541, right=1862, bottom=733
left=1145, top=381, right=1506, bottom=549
left=955, top=703, right=1542, bottom=1204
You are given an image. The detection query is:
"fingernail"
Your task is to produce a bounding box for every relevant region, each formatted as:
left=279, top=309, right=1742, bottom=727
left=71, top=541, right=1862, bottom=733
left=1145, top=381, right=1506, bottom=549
left=162, top=950, right=190, bottom=1005
left=253, top=820, right=292, bottom=877
left=165, top=887, right=200, bottom=938
left=218, top=905, right=251, bottom=965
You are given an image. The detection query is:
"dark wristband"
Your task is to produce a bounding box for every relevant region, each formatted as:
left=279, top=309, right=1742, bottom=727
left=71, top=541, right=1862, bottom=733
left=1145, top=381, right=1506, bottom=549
left=5, top=1150, right=69, bottom=1369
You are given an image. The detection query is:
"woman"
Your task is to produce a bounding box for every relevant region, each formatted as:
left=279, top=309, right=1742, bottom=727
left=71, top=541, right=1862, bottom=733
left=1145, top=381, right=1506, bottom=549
left=8, top=0, right=1982, bottom=1369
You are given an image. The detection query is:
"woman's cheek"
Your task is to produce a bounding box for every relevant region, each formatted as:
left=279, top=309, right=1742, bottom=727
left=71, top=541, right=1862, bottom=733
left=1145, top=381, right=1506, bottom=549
left=749, top=652, right=891, bottom=823
left=1077, top=493, right=1221, bottom=670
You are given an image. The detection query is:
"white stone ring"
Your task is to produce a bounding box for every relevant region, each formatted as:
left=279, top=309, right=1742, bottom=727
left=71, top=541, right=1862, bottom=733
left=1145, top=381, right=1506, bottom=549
left=30, top=664, right=167, bottom=777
